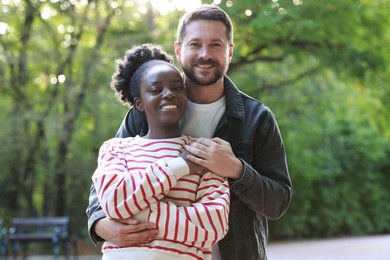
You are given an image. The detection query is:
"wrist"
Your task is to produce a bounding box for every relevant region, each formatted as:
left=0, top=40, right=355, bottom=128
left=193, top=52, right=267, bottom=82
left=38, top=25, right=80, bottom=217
left=94, top=217, right=107, bottom=241
left=230, top=158, right=244, bottom=180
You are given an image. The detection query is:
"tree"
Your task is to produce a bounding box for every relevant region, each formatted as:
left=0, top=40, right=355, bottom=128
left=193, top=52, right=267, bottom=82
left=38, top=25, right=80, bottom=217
left=1, top=0, right=389, bottom=240
left=0, top=0, right=137, bottom=218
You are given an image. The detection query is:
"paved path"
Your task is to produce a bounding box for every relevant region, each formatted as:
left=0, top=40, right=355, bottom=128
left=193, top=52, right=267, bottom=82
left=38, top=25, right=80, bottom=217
left=21, top=235, right=390, bottom=260
left=268, top=234, right=390, bottom=260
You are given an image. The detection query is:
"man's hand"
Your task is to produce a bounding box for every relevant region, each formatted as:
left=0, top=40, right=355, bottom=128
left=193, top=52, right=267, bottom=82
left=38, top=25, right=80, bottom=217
left=94, top=217, right=158, bottom=247
left=180, top=149, right=207, bottom=174
left=185, top=137, right=243, bottom=180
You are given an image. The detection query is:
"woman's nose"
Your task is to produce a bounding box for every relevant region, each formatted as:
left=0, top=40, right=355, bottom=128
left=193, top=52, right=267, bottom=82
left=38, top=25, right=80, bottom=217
left=162, top=88, right=175, bottom=98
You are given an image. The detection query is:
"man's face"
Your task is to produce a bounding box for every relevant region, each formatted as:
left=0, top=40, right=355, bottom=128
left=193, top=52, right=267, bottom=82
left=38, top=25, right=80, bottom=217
left=175, top=20, right=233, bottom=87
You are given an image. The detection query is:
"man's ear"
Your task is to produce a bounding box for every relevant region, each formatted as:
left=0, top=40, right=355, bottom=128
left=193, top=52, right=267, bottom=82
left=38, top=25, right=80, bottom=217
left=134, top=97, right=144, bottom=112
left=174, top=41, right=181, bottom=61
left=228, top=43, right=234, bottom=62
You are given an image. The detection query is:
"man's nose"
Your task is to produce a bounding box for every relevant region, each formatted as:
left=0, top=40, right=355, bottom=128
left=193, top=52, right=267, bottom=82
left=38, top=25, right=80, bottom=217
left=199, top=45, right=212, bottom=60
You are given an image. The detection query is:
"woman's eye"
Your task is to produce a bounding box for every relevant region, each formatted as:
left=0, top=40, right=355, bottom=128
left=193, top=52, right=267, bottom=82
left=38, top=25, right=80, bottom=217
left=150, top=87, right=160, bottom=93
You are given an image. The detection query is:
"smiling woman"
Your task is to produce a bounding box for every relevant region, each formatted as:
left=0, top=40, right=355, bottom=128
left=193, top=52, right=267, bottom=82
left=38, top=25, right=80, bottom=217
left=138, top=0, right=202, bottom=15
left=91, top=43, right=230, bottom=260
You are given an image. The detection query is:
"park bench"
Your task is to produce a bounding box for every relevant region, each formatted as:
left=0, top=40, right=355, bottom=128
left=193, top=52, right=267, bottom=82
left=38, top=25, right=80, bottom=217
left=1, top=216, right=78, bottom=259
left=0, top=219, right=7, bottom=259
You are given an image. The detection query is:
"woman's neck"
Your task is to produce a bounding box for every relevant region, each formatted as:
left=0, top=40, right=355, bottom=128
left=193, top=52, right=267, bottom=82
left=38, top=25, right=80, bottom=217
left=143, top=126, right=182, bottom=139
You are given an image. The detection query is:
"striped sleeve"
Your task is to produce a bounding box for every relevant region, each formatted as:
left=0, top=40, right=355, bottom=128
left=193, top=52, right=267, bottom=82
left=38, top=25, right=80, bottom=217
left=149, top=172, right=230, bottom=248
left=92, top=140, right=186, bottom=219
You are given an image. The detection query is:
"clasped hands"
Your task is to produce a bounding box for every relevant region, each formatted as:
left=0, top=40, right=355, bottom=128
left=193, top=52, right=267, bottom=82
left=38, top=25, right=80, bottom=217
left=95, top=137, right=243, bottom=247
left=183, top=137, right=243, bottom=180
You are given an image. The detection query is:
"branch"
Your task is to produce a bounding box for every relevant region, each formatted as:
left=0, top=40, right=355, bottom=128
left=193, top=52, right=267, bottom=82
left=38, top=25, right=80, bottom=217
left=230, top=37, right=344, bottom=73
left=230, top=43, right=285, bottom=71
left=246, top=65, right=322, bottom=98
left=18, top=0, right=37, bottom=87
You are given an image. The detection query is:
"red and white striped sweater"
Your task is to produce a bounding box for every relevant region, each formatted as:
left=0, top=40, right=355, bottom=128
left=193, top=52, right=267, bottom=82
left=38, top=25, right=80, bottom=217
left=92, top=135, right=230, bottom=260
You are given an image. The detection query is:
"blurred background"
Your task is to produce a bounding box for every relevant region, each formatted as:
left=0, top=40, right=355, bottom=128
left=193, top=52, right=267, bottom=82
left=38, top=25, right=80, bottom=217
left=1, top=0, right=389, bottom=254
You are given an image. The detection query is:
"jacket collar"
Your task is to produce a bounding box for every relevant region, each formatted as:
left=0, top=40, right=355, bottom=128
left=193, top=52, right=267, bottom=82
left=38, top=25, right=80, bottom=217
left=223, top=76, right=245, bottom=121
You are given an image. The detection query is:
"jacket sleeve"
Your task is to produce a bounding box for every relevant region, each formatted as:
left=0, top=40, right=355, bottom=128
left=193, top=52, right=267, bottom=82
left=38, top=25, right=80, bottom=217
left=149, top=172, right=230, bottom=248
left=115, top=108, right=148, bottom=138
left=92, top=140, right=189, bottom=219
left=228, top=109, right=292, bottom=220
left=86, top=183, right=106, bottom=243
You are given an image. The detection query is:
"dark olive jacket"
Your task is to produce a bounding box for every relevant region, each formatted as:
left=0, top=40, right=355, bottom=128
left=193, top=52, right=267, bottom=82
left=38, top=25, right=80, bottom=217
left=86, top=76, right=293, bottom=260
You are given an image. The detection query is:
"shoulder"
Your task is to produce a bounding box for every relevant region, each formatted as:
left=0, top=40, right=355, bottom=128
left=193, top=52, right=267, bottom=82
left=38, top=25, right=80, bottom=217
left=239, top=91, right=275, bottom=120
left=105, top=136, right=136, bottom=144
left=100, top=137, right=137, bottom=151
left=116, top=107, right=148, bottom=138
left=224, top=76, right=275, bottom=120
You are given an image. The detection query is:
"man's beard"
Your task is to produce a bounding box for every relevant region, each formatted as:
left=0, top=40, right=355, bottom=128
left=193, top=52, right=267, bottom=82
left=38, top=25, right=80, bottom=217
left=182, top=59, right=226, bottom=86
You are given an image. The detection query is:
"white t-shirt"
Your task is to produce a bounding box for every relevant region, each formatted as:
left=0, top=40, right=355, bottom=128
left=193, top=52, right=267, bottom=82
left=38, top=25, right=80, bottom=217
left=180, top=97, right=226, bottom=138
left=180, top=96, right=226, bottom=260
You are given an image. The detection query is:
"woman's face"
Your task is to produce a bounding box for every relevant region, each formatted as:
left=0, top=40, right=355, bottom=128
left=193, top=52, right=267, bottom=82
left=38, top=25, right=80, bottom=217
left=135, top=64, right=186, bottom=129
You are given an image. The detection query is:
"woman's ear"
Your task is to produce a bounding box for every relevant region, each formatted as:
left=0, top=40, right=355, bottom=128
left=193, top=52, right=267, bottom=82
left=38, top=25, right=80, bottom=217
left=134, top=97, right=144, bottom=112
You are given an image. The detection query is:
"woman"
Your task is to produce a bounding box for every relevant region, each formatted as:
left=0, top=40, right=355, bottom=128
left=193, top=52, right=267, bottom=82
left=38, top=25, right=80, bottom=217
left=92, top=44, right=230, bottom=260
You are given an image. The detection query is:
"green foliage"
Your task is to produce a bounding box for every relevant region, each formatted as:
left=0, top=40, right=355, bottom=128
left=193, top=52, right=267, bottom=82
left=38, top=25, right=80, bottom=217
left=258, top=69, right=390, bottom=239
left=1, top=0, right=390, bottom=241
left=223, top=0, right=390, bottom=77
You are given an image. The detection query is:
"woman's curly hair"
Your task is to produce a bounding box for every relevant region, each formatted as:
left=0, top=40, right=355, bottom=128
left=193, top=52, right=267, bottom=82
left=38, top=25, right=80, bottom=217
left=111, top=43, right=174, bottom=107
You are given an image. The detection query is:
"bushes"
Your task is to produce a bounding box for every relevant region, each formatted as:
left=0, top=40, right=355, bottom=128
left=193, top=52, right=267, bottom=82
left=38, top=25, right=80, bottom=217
left=267, top=73, right=390, bottom=240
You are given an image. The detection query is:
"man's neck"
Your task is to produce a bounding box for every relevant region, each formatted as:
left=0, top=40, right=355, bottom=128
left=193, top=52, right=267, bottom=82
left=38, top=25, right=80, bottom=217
left=185, top=78, right=225, bottom=104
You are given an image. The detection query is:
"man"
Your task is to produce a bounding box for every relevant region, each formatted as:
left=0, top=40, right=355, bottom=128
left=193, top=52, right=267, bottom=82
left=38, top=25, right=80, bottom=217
left=87, top=4, right=292, bottom=260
